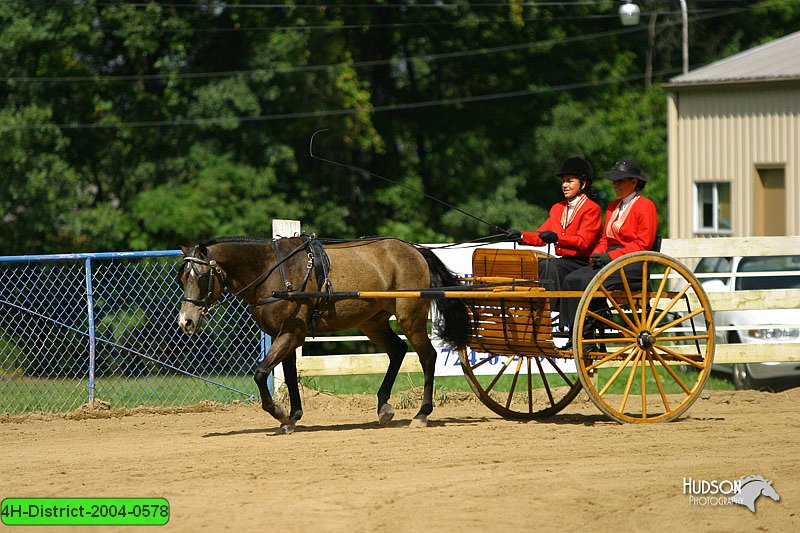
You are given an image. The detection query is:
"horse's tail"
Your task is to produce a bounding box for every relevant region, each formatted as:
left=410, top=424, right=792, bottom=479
left=415, top=247, right=471, bottom=349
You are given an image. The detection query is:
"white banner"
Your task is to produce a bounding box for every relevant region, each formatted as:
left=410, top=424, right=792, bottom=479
left=433, top=344, right=576, bottom=377
left=423, top=242, right=575, bottom=376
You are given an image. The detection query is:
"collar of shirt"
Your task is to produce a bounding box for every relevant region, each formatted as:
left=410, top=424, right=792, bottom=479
left=618, top=191, right=639, bottom=214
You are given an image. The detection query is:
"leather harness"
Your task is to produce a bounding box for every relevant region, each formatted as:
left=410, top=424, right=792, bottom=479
left=181, top=235, right=334, bottom=330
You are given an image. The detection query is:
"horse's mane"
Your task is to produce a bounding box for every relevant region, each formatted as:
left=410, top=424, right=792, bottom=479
left=201, top=236, right=286, bottom=247
left=739, top=475, right=768, bottom=485
left=200, top=234, right=505, bottom=251
left=201, top=235, right=400, bottom=248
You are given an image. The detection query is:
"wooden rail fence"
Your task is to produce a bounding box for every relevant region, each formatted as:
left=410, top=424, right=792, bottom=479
left=271, top=223, right=800, bottom=380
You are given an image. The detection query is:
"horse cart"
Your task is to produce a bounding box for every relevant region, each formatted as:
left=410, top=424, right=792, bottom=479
left=178, top=238, right=715, bottom=427
left=451, top=248, right=715, bottom=423
left=274, top=246, right=715, bottom=424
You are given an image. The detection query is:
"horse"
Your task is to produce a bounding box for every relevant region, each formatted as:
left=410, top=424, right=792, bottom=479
left=176, top=235, right=470, bottom=433
left=730, top=475, right=780, bottom=512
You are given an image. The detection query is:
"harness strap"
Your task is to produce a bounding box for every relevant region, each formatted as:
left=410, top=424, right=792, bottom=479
left=306, top=239, right=333, bottom=332
left=310, top=239, right=332, bottom=295
left=272, top=239, right=293, bottom=291
left=244, top=238, right=334, bottom=332
left=233, top=238, right=311, bottom=297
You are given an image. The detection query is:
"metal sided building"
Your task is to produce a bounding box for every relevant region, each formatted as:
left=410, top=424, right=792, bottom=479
left=665, top=31, right=800, bottom=239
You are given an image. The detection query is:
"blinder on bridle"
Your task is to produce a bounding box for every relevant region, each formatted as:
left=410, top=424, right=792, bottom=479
left=177, top=255, right=227, bottom=311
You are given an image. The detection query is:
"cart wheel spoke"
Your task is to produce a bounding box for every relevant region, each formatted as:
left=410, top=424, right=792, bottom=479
left=458, top=348, right=581, bottom=420
left=484, top=356, right=516, bottom=394
left=617, top=349, right=643, bottom=412
left=535, top=358, right=556, bottom=407
left=504, top=356, right=525, bottom=409
left=650, top=350, right=692, bottom=394
left=585, top=343, right=637, bottom=372
left=527, top=357, right=534, bottom=413
left=645, top=266, right=672, bottom=327
left=647, top=350, right=671, bottom=413
left=599, top=285, right=639, bottom=332
left=653, top=343, right=707, bottom=369
left=639, top=260, right=649, bottom=326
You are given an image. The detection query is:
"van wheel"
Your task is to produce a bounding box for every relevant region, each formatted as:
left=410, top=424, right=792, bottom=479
left=732, top=363, right=756, bottom=390
left=728, top=332, right=757, bottom=390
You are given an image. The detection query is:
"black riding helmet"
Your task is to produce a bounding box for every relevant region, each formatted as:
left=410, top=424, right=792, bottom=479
left=556, top=157, right=594, bottom=182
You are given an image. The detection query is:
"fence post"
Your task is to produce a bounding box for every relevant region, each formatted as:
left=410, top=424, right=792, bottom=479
left=260, top=332, right=272, bottom=394
left=84, top=257, right=96, bottom=405
left=269, top=219, right=302, bottom=392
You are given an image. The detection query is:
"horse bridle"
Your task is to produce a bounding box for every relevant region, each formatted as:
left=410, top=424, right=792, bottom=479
left=179, top=256, right=227, bottom=312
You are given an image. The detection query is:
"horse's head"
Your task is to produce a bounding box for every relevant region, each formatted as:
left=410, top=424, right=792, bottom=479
left=761, top=480, right=780, bottom=502
left=176, top=244, right=227, bottom=334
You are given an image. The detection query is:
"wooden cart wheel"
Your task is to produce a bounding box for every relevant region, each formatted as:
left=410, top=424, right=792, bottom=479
left=458, top=346, right=582, bottom=420
left=572, top=251, right=715, bottom=423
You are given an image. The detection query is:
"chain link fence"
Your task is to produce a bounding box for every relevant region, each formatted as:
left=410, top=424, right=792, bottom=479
left=0, top=251, right=266, bottom=415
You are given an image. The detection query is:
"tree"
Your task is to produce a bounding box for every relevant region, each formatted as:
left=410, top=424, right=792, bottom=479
left=2, top=0, right=799, bottom=252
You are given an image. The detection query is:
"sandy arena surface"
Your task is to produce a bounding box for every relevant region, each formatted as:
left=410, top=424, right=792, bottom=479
left=1, top=387, right=798, bottom=532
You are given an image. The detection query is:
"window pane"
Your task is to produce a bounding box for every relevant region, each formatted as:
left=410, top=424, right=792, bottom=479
left=735, top=256, right=800, bottom=290
left=717, top=257, right=732, bottom=273
left=695, top=182, right=732, bottom=233
left=696, top=256, right=732, bottom=284
left=695, top=258, right=717, bottom=274
left=718, top=182, right=731, bottom=230
left=697, top=183, right=713, bottom=229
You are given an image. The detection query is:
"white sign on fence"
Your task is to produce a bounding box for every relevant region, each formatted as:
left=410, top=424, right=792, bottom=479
left=426, top=242, right=573, bottom=376
left=432, top=344, right=576, bottom=377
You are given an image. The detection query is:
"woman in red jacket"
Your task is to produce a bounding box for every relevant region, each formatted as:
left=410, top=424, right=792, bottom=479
left=560, top=159, right=658, bottom=347
left=511, top=157, right=602, bottom=331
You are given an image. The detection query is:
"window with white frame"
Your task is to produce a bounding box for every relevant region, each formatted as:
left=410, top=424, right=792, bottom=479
left=694, top=182, right=732, bottom=234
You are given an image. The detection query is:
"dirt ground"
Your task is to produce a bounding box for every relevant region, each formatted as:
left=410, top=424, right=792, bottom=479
left=1, top=386, right=798, bottom=533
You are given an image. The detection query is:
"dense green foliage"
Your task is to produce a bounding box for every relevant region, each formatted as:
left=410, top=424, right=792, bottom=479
left=2, top=1, right=798, bottom=253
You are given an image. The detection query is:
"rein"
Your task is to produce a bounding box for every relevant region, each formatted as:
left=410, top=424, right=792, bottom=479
left=310, top=130, right=515, bottom=239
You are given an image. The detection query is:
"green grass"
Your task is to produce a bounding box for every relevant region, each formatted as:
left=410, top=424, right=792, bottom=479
left=1, top=368, right=734, bottom=416
left=593, top=366, right=733, bottom=394
left=0, top=374, right=257, bottom=415
left=300, top=368, right=734, bottom=395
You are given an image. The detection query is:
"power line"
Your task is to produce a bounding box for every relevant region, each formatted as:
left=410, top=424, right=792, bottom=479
left=0, top=1, right=770, bottom=131
left=86, top=2, right=605, bottom=9
left=8, top=1, right=752, bottom=37
left=1, top=67, right=682, bottom=132
left=0, top=24, right=645, bottom=83
left=0, top=1, right=762, bottom=84
left=0, top=13, right=628, bottom=37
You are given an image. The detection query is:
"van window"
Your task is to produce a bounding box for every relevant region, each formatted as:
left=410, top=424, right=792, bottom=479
left=735, top=255, right=800, bottom=291
left=695, top=257, right=732, bottom=284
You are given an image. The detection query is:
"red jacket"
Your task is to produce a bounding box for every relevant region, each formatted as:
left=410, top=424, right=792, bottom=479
left=520, top=195, right=602, bottom=258
left=592, top=194, right=658, bottom=260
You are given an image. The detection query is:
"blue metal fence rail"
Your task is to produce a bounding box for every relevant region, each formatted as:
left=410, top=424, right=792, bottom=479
left=0, top=251, right=268, bottom=415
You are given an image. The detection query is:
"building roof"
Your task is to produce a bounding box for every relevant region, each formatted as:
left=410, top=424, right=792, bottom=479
left=668, top=30, right=800, bottom=86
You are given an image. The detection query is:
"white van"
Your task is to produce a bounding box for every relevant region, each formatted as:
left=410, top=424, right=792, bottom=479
left=695, top=255, right=800, bottom=389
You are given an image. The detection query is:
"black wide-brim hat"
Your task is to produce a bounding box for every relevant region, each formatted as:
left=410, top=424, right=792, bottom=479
left=603, top=160, right=647, bottom=182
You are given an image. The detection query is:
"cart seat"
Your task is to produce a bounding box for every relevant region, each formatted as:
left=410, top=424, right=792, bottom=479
left=466, top=249, right=559, bottom=357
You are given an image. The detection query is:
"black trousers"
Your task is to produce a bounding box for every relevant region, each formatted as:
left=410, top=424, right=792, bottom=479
left=537, top=257, right=590, bottom=329
left=560, top=262, right=644, bottom=333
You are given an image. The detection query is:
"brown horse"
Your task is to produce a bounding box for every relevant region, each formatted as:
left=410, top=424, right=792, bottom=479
left=176, top=235, right=470, bottom=432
